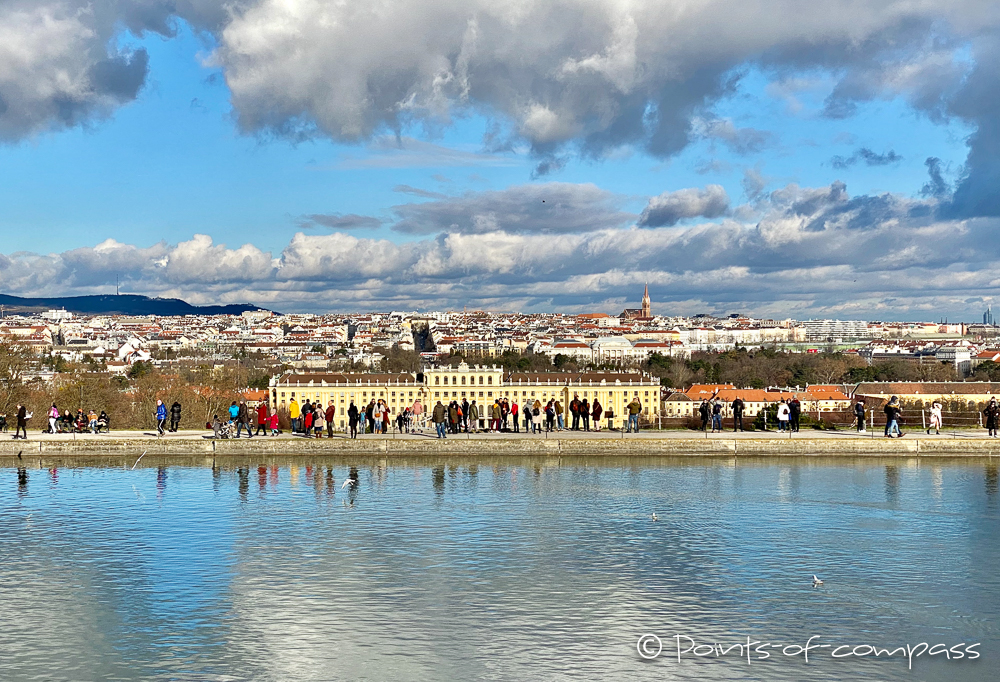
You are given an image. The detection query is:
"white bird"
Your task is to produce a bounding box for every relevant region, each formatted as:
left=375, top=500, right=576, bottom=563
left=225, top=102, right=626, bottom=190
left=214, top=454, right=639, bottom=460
left=651, top=513, right=658, bottom=521
left=812, top=575, right=823, bottom=586
left=341, top=478, right=357, bottom=490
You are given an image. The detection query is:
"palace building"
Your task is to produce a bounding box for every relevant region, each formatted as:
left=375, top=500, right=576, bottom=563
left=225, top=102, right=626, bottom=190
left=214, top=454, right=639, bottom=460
left=269, top=363, right=661, bottom=428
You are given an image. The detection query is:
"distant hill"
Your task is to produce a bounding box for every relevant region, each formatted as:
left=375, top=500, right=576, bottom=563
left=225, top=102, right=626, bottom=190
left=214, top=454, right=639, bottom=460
left=0, top=294, right=272, bottom=317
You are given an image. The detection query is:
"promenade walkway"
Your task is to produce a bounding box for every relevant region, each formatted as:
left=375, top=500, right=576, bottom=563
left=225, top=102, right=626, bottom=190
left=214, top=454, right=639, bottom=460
left=1, top=426, right=994, bottom=442
left=1, top=426, right=998, bottom=457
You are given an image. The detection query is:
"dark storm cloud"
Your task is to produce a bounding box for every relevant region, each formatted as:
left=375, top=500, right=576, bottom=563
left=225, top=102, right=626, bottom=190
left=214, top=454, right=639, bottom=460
left=390, top=182, right=633, bottom=235
left=299, top=213, right=385, bottom=230
left=638, top=185, right=730, bottom=227
left=830, top=147, right=903, bottom=169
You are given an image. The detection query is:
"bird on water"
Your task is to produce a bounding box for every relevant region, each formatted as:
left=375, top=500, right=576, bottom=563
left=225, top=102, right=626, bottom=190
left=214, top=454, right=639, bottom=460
left=812, top=575, right=824, bottom=587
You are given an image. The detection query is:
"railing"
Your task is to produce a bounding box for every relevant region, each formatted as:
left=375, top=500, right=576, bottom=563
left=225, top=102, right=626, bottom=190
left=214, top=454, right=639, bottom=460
left=648, top=409, right=995, bottom=432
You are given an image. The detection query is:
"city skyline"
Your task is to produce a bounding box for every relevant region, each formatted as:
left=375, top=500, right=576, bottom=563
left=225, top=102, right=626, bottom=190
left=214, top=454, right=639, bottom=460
left=1, top=1, right=999, bottom=320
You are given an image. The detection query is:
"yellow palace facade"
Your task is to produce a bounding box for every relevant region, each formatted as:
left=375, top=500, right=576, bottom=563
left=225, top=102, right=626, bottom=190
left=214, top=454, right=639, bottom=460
left=269, top=363, right=660, bottom=428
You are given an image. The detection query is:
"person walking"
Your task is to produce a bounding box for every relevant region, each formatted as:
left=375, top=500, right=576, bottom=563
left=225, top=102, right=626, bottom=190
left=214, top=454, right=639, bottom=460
left=348, top=401, right=359, bottom=439
left=269, top=411, right=279, bottom=436
left=411, top=399, right=423, bottom=431
left=255, top=401, right=269, bottom=436
left=776, top=400, right=790, bottom=433
left=731, top=396, right=744, bottom=432
left=984, top=398, right=1000, bottom=438
left=789, top=396, right=802, bottom=433
left=14, top=404, right=29, bottom=439
left=240, top=401, right=254, bottom=438
left=711, top=400, right=723, bottom=433
left=928, top=400, right=942, bottom=435
left=627, top=397, right=642, bottom=433
left=325, top=401, right=336, bottom=438
left=302, top=404, right=313, bottom=436
left=288, top=398, right=300, bottom=434
left=462, top=398, right=471, bottom=432
left=855, top=399, right=866, bottom=433
left=169, top=401, right=182, bottom=432
left=155, top=399, right=167, bottom=436
left=313, top=407, right=324, bottom=438
left=592, top=398, right=603, bottom=432
left=884, top=396, right=902, bottom=438
left=469, top=400, right=480, bottom=432
left=47, top=403, right=59, bottom=434
left=433, top=400, right=447, bottom=439
left=698, top=399, right=710, bottom=431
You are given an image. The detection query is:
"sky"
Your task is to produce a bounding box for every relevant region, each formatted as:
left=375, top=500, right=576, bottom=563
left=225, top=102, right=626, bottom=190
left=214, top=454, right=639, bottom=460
left=1, top=0, right=999, bottom=320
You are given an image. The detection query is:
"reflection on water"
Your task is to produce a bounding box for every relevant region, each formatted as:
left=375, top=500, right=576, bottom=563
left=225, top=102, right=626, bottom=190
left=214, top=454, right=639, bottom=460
left=1, top=455, right=997, bottom=682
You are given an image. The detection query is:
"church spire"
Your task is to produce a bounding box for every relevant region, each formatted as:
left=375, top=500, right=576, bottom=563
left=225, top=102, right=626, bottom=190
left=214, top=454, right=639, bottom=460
left=641, top=282, right=651, bottom=318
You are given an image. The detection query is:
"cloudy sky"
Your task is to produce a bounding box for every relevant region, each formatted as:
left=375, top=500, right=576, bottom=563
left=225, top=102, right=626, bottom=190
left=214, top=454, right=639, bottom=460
left=1, top=0, right=999, bottom=318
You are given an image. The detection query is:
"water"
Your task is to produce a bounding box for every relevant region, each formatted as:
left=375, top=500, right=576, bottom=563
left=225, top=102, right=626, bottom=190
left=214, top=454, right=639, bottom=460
left=1, top=455, right=997, bottom=681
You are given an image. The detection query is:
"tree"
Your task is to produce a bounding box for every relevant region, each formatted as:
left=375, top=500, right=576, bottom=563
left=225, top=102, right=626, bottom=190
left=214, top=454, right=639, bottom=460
left=127, top=360, right=154, bottom=379
left=0, top=341, right=32, bottom=417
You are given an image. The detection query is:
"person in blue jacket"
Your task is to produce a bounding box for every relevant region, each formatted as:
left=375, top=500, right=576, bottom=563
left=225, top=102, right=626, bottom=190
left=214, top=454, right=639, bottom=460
left=155, top=400, right=167, bottom=436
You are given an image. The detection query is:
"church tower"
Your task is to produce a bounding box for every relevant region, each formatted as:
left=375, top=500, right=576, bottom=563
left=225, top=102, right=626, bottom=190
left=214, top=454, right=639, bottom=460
left=641, top=283, right=651, bottom=318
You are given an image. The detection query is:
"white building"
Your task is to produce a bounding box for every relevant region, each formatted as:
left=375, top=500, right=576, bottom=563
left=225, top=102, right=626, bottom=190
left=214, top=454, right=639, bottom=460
left=803, top=319, right=870, bottom=341
left=41, top=309, right=73, bottom=322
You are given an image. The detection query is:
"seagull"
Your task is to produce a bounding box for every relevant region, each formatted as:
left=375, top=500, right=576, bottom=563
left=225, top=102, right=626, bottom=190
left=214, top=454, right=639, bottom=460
left=812, top=575, right=824, bottom=587
left=651, top=513, right=658, bottom=521
left=131, top=450, right=147, bottom=470
left=341, top=477, right=357, bottom=490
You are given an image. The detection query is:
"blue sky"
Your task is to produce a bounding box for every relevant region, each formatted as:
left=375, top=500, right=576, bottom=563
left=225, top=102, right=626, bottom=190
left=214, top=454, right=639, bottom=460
left=0, top=1, right=997, bottom=318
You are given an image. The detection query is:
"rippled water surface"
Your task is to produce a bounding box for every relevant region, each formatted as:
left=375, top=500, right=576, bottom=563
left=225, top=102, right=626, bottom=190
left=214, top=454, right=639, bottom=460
left=1, top=455, right=998, bottom=681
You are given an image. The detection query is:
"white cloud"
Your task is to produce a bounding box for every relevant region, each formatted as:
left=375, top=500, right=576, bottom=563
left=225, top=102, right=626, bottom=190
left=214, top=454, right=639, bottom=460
left=3, top=0, right=1000, bottom=219
left=2, top=182, right=999, bottom=319
left=638, top=185, right=729, bottom=227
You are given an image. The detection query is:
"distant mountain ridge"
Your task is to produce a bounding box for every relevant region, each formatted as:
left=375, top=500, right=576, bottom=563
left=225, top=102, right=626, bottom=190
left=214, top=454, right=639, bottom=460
left=0, top=294, right=271, bottom=316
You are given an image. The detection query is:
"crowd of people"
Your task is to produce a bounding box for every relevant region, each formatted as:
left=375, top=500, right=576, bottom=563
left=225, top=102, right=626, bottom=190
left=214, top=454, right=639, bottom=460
left=12, top=403, right=111, bottom=437
left=14, top=392, right=1000, bottom=439
left=425, top=394, right=643, bottom=438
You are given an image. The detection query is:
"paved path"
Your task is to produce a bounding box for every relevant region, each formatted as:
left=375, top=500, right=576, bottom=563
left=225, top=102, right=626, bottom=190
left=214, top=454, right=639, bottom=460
left=3, top=426, right=993, bottom=442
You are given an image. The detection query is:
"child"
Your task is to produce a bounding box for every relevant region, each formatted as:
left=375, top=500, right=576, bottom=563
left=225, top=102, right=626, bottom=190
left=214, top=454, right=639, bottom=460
left=269, top=412, right=279, bottom=436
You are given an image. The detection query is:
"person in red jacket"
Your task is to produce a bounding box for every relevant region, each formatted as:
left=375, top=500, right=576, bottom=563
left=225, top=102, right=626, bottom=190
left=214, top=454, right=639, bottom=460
left=325, top=401, right=336, bottom=438
left=255, top=402, right=269, bottom=436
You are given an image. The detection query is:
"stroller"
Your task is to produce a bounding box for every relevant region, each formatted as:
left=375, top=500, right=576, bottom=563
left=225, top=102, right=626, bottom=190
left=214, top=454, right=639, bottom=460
left=215, top=420, right=236, bottom=439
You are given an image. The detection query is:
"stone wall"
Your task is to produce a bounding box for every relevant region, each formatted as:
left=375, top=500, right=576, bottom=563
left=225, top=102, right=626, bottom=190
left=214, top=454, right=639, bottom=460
left=0, top=436, right=997, bottom=457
